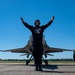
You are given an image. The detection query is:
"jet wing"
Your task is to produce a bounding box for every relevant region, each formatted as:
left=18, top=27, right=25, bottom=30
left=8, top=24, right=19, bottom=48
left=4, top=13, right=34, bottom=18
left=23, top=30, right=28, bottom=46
left=43, top=46, right=73, bottom=53
left=0, top=47, right=32, bottom=54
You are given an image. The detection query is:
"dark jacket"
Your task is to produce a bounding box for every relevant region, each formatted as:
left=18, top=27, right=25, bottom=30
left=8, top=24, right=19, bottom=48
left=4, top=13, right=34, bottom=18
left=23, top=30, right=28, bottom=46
left=22, top=20, right=53, bottom=46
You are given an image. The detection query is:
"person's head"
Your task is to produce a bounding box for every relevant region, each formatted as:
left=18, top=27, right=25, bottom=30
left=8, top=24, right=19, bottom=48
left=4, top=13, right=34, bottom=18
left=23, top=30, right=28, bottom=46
left=34, top=19, right=40, bottom=26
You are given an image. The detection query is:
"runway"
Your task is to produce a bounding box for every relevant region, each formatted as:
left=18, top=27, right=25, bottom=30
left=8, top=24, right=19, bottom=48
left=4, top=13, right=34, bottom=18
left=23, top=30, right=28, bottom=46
left=0, top=63, right=75, bottom=75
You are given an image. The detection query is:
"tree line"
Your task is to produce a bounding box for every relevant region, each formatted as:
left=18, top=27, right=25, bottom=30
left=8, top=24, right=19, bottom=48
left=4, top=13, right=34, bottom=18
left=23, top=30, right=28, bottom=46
left=0, top=59, right=73, bottom=61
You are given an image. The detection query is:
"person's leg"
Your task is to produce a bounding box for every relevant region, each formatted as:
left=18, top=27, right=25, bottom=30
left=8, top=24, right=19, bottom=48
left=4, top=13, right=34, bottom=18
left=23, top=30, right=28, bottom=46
left=33, top=51, right=39, bottom=71
left=34, top=52, right=43, bottom=71
left=38, top=58, right=43, bottom=71
left=38, top=51, right=43, bottom=71
left=33, top=45, right=43, bottom=71
left=32, top=45, right=39, bottom=71
left=35, top=56, right=39, bottom=71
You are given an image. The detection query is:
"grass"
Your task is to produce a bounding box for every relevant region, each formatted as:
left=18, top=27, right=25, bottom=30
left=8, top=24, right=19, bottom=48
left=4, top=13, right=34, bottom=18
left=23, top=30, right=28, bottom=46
left=0, top=60, right=74, bottom=64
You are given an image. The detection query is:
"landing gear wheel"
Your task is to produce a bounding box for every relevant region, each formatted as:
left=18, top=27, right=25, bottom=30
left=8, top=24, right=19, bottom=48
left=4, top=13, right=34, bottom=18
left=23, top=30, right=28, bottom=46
left=26, top=60, right=29, bottom=65
left=45, top=60, right=48, bottom=65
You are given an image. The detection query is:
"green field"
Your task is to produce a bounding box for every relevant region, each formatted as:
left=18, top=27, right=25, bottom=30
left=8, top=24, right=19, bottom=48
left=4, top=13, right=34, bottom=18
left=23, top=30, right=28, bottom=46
left=0, top=60, right=74, bottom=64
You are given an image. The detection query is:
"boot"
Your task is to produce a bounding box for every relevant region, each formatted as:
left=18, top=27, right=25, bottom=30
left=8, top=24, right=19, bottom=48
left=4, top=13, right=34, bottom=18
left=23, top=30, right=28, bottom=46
left=38, top=64, right=43, bottom=71
left=35, top=64, right=39, bottom=71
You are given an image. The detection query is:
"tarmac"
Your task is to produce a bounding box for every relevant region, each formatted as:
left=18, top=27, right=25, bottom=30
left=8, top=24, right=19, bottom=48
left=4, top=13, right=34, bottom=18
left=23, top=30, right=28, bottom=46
left=0, top=63, right=75, bottom=75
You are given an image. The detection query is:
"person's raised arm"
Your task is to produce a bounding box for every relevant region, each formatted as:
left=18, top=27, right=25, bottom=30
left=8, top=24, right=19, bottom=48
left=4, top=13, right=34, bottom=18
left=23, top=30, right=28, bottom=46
left=42, top=16, right=55, bottom=29
left=21, top=17, right=32, bottom=30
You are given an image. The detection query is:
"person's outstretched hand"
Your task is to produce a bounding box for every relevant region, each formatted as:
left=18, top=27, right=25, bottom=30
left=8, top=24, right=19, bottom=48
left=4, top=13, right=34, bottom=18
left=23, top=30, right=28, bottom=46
left=21, top=17, right=24, bottom=22
left=51, top=16, right=55, bottom=21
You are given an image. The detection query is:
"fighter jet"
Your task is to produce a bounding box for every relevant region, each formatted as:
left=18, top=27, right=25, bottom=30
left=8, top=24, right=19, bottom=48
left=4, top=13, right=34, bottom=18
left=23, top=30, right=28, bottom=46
left=0, top=35, right=74, bottom=65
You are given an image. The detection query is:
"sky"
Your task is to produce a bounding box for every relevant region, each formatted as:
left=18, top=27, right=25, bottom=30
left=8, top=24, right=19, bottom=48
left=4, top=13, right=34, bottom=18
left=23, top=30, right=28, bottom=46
left=0, top=0, right=75, bottom=59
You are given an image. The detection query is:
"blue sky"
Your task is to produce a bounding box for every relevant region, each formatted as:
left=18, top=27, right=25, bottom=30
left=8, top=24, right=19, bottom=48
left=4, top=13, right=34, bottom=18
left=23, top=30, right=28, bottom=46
left=0, top=0, right=75, bottom=59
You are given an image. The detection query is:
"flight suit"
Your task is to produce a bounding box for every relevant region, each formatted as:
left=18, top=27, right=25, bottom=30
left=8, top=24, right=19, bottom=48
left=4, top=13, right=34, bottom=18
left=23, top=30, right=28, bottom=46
left=22, top=20, right=53, bottom=70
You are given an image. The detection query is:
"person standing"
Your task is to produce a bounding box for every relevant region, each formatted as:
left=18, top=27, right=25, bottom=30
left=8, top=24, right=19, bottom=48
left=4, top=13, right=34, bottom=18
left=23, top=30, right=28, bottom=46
left=21, top=16, right=55, bottom=71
